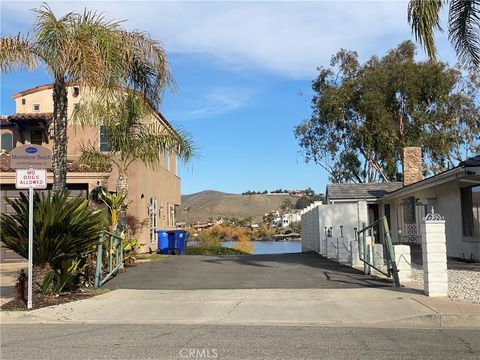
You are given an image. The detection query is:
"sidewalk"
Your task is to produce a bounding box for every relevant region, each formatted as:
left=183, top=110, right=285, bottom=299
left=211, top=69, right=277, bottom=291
left=2, top=287, right=479, bottom=329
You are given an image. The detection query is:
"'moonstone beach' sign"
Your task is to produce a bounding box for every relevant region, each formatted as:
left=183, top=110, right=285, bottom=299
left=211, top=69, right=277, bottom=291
left=9, top=144, right=52, bottom=169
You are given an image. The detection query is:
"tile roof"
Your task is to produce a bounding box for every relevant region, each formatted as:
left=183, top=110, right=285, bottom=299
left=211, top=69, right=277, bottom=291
left=326, top=182, right=404, bottom=200
left=7, top=113, right=53, bottom=122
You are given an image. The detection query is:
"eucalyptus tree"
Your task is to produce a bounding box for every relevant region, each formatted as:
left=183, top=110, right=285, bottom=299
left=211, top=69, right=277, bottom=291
left=0, top=4, right=173, bottom=190
left=295, top=41, right=480, bottom=183
left=75, top=93, right=195, bottom=195
left=408, top=0, right=480, bottom=67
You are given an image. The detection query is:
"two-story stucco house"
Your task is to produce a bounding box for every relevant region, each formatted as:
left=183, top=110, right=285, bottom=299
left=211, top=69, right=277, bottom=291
left=0, top=84, right=181, bottom=260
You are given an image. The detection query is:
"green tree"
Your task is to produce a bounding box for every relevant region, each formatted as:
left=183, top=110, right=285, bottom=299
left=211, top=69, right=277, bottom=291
left=295, top=41, right=479, bottom=183
left=0, top=4, right=173, bottom=190
left=280, top=198, right=294, bottom=212
left=76, top=93, right=195, bottom=195
left=408, top=0, right=480, bottom=67
left=262, top=213, right=275, bottom=228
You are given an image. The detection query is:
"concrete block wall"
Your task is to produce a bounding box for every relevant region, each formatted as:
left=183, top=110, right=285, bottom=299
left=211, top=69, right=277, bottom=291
left=421, top=218, right=448, bottom=297
left=337, top=237, right=350, bottom=264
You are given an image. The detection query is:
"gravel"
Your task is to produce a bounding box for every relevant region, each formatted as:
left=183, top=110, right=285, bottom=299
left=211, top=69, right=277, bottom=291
left=408, top=264, right=480, bottom=304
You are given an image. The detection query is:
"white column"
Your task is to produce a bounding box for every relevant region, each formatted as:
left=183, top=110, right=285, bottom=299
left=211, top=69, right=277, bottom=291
left=326, top=231, right=337, bottom=260
left=371, top=244, right=386, bottom=277
left=421, top=213, right=448, bottom=297
left=393, top=245, right=411, bottom=283
left=350, top=241, right=362, bottom=269
left=337, top=237, right=350, bottom=264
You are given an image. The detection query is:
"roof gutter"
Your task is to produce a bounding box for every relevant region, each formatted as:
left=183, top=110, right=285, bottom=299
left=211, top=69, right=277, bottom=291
left=380, top=167, right=465, bottom=201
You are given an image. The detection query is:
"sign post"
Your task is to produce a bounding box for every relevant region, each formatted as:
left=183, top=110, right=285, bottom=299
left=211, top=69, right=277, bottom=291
left=15, top=168, right=47, bottom=309
left=12, top=145, right=51, bottom=310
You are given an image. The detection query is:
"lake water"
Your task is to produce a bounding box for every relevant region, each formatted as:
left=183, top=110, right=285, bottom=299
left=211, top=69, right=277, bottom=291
left=223, top=241, right=302, bottom=255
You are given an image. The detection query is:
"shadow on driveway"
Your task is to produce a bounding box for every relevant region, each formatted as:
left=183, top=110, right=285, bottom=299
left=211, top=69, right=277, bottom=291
left=106, top=252, right=392, bottom=290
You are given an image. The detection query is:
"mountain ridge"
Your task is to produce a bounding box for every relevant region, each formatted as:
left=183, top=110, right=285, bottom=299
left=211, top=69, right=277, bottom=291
left=179, top=190, right=296, bottom=224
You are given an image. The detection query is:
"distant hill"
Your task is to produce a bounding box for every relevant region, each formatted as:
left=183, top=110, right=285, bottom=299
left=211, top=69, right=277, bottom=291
left=179, top=190, right=297, bottom=224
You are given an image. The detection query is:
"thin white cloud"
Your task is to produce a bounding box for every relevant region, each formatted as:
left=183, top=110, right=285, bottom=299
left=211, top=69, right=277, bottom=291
left=1, top=1, right=456, bottom=79
left=168, top=86, right=256, bottom=120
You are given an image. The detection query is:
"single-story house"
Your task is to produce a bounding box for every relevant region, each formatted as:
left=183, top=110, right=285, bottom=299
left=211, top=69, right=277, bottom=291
left=323, top=148, right=480, bottom=261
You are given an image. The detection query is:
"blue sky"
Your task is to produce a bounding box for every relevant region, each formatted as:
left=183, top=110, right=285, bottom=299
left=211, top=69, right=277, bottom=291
left=1, top=1, right=457, bottom=195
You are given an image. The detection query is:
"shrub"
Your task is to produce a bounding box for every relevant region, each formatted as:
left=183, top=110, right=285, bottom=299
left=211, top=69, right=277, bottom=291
left=14, top=269, right=27, bottom=304
left=123, top=237, right=144, bottom=266
left=0, top=191, right=104, bottom=268
left=185, top=246, right=249, bottom=255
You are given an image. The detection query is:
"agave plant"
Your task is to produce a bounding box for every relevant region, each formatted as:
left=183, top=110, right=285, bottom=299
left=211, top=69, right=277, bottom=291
left=0, top=191, right=104, bottom=268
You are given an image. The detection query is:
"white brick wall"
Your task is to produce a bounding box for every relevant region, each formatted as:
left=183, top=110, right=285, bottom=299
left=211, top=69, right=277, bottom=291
left=421, top=219, right=448, bottom=297
left=393, top=245, right=411, bottom=283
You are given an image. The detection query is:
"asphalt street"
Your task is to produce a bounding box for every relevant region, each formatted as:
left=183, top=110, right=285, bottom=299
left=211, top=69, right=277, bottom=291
left=106, top=253, right=392, bottom=290
left=1, top=324, right=479, bottom=360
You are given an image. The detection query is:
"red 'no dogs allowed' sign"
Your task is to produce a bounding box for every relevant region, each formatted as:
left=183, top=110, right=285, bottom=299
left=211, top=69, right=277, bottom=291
left=15, top=169, right=48, bottom=189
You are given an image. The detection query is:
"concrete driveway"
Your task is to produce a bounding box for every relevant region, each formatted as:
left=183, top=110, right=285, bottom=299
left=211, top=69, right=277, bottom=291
left=106, top=252, right=391, bottom=290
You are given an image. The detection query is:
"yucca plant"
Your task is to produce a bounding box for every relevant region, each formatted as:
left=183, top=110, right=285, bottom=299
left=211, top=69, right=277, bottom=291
left=100, top=189, right=127, bottom=231
left=0, top=191, right=104, bottom=268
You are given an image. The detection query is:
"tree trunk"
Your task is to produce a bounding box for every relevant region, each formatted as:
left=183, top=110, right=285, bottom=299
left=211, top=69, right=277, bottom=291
left=116, top=172, right=128, bottom=196
left=52, top=77, right=68, bottom=191
left=116, top=172, right=128, bottom=233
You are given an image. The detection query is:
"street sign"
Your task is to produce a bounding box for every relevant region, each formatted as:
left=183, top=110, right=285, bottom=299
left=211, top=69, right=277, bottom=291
left=10, top=144, right=52, bottom=169
left=15, top=169, right=48, bottom=189
left=15, top=168, right=48, bottom=309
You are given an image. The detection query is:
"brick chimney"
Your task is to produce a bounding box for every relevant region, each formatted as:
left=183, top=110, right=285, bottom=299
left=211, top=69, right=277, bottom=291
left=403, top=147, right=422, bottom=186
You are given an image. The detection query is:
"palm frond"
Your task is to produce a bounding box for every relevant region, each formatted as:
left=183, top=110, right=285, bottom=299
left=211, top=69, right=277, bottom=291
left=78, top=144, right=112, bottom=171
left=408, top=0, right=444, bottom=59
left=0, top=35, right=39, bottom=72
left=118, top=30, right=176, bottom=105
left=448, top=0, right=480, bottom=67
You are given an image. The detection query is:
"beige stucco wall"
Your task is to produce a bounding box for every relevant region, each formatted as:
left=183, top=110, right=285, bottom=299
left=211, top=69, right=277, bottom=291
left=4, top=84, right=181, bottom=252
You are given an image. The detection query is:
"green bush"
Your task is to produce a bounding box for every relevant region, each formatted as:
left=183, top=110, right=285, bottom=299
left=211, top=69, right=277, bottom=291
left=0, top=191, right=104, bottom=268
left=185, top=246, right=249, bottom=256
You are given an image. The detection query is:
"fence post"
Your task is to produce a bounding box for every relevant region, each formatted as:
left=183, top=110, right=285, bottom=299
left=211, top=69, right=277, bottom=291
left=421, top=210, right=448, bottom=297
left=382, top=216, right=400, bottom=287
left=94, top=232, right=104, bottom=288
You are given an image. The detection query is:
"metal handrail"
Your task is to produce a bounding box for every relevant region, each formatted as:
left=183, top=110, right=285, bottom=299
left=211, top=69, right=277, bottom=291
left=357, top=216, right=400, bottom=287
left=94, top=230, right=124, bottom=288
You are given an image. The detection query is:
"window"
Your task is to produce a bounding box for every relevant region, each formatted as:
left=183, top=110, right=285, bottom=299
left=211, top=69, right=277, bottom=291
left=164, top=148, right=170, bottom=171
left=99, top=126, right=111, bottom=152
left=21, top=99, right=26, bottom=105
left=33, top=104, right=40, bottom=112
left=1, top=133, right=13, bottom=152
left=30, top=130, right=43, bottom=145
left=461, top=186, right=480, bottom=237
left=73, top=87, right=80, bottom=97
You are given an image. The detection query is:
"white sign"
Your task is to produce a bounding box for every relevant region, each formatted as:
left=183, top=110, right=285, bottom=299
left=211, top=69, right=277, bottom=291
left=15, top=169, right=48, bottom=189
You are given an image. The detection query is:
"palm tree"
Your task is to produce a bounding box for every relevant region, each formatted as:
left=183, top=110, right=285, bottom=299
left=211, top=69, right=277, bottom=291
left=408, top=0, right=480, bottom=67
left=0, top=4, right=173, bottom=190
left=75, top=93, right=195, bottom=196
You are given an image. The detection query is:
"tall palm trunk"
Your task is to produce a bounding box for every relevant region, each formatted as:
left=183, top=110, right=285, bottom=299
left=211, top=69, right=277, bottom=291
left=116, top=171, right=128, bottom=232
left=116, top=172, right=128, bottom=196
left=52, top=77, right=68, bottom=191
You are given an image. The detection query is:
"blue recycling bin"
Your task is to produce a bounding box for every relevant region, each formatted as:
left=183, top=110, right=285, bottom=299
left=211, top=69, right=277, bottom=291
left=156, top=230, right=169, bottom=254
left=166, top=230, right=188, bottom=255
